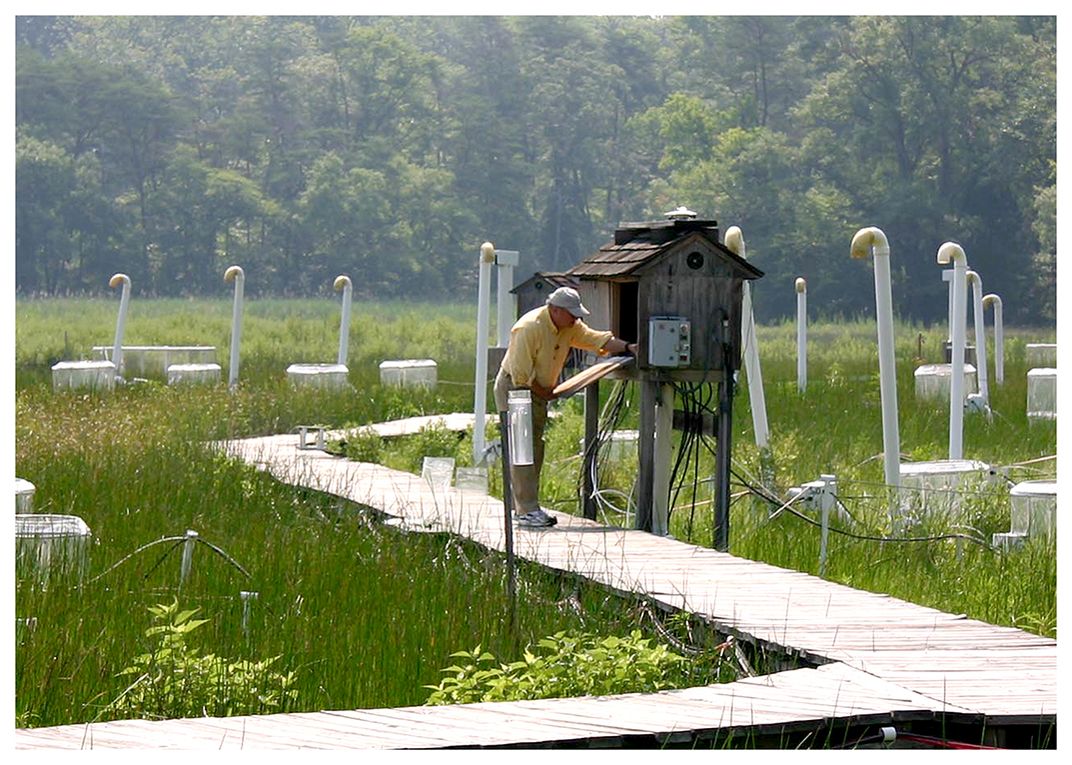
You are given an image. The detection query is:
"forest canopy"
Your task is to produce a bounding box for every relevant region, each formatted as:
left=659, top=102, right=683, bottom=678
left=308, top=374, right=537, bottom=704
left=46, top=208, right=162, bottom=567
left=14, top=15, right=1056, bottom=323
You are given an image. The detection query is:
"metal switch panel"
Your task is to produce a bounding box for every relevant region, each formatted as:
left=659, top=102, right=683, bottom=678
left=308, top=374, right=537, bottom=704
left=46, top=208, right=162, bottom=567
left=648, top=316, right=691, bottom=367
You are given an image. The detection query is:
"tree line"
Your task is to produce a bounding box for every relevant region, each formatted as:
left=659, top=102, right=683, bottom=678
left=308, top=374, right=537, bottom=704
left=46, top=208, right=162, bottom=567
left=15, top=16, right=1055, bottom=323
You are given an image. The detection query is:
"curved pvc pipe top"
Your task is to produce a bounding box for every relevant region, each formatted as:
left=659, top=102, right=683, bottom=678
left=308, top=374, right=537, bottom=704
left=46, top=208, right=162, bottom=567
left=966, top=270, right=989, bottom=401
left=225, top=265, right=244, bottom=388
left=938, top=241, right=968, bottom=459
left=724, top=224, right=768, bottom=448
left=795, top=277, right=807, bottom=394
left=983, top=294, right=1004, bottom=385
left=473, top=243, right=495, bottom=463
left=109, top=273, right=131, bottom=379
left=849, top=226, right=899, bottom=501
left=936, top=241, right=967, bottom=266
left=850, top=227, right=890, bottom=260
left=724, top=226, right=746, bottom=258
left=334, top=275, right=353, bottom=367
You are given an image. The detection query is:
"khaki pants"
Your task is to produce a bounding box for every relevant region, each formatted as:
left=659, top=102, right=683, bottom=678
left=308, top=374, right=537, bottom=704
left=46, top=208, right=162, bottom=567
left=493, top=367, right=549, bottom=515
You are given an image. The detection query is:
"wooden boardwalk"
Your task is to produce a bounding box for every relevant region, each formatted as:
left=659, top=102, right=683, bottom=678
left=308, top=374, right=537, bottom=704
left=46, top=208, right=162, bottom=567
left=14, top=663, right=978, bottom=750
left=16, top=418, right=1057, bottom=749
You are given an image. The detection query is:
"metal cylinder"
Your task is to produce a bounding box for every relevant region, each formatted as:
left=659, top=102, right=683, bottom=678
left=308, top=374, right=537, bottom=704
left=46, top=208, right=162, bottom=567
left=507, top=389, right=534, bottom=466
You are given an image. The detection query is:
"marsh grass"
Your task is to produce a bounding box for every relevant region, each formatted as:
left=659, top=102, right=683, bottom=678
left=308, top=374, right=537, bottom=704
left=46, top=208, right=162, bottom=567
left=15, top=384, right=667, bottom=727
left=15, top=300, right=1057, bottom=728
left=15, top=296, right=479, bottom=393
left=535, top=320, right=1056, bottom=637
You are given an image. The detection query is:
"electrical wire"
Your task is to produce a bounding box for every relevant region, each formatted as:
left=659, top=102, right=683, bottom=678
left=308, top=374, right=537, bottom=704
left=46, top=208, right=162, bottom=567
left=86, top=533, right=252, bottom=585
left=577, top=379, right=636, bottom=524
left=1002, top=454, right=1056, bottom=468
left=833, top=477, right=1017, bottom=499
left=894, top=732, right=1002, bottom=750
left=572, top=329, right=1027, bottom=555
left=728, top=467, right=996, bottom=549
left=667, top=380, right=720, bottom=542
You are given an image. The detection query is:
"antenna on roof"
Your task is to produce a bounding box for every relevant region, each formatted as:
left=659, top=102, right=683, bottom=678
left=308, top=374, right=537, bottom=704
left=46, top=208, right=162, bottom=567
left=664, top=206, right=697, bottom=221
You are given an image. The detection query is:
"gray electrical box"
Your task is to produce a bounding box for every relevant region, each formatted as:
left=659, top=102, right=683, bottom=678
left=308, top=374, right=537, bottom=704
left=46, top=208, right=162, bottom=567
left=648, top=316, right=691, bottom=367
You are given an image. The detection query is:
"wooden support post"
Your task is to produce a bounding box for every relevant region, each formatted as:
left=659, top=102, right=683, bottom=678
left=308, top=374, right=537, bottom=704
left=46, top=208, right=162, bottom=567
left=497, top=412, right=518, bottom=639
left=582, top=380, right=599, bottom=520
left=652, top=382, right=674, bottom=536
left=714, top=376, right=734, bottom=551
left=635, top=375, right=657, bottom=531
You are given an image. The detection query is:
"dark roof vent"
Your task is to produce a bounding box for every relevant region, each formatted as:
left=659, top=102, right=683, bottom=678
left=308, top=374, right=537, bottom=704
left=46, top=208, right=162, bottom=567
left=613, top=211, right=718, bottom=246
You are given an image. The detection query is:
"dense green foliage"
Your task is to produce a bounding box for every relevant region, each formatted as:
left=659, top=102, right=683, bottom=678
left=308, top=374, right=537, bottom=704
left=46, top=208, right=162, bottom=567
left=103, top=600, right=298, bottom=721
left=425, top=629, right=726, bottom=705
left=15, top=16, right=1055, bottom=323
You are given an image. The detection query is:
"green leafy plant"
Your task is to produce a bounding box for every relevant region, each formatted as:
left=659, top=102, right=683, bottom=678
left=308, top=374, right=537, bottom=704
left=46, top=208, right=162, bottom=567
left=336, top=427, right=385, bottom=464
left=103, top=600, right=297, bottom=721
left=400, top=422, right=466, bottom=473
left=424, top=630, right=696, bottom=705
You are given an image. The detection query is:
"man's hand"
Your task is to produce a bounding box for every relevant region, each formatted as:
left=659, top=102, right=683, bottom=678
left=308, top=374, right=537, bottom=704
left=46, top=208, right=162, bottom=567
left=603, top=337, right=636, bottom=356
left=530, top=382, right=557, bottom=402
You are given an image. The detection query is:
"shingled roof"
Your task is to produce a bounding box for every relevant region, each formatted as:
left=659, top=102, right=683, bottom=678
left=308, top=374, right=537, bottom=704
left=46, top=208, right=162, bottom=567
left=567, top=218, right=762, bottom=279
left=509, top=271, right=578, bottom=295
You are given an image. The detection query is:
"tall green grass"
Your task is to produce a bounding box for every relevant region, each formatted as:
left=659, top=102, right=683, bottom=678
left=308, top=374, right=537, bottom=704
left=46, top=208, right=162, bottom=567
left=15, top=384, right=669, bottom=727
left=15, top=299, right=1057, bottom=729
left=537, top=319, right=1056, bottom=637
left=15, top=296, right=480, bottom=390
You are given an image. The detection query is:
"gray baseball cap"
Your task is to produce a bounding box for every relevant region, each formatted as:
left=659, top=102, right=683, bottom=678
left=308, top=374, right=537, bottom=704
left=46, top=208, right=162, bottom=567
left=546, top=287, right=590, bottom=317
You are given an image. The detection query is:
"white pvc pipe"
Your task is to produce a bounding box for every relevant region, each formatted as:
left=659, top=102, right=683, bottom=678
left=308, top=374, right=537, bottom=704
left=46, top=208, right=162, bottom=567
left=724, top=226, right=769, bottom=449
left=109, top=273, right=131, bottom=378
left=494, top=251, right=519, bottom=348
left=496, top=265, right=512, bottom=348
left=795, top=277, right=807, bottom=393
left=850, top=227, right=900, bottom=492
left=179, top=529, right=198, bottom=591
left=983, top=294, right=1004, bottom=385
left=224, top=265, right=244, bottom=388
left=334, top=275, right=352, bottom=366
left=966, top=270, right=989, bottom=405
left=937, top=242, right=968, bottom=460
left=473, top=242, right=495, bottom=463
left=942, top=269, right=955, bottom=345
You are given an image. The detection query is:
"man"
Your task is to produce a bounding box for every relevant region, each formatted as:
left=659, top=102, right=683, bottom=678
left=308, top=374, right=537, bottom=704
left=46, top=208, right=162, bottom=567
left=494, top=286, right=637, bottom=528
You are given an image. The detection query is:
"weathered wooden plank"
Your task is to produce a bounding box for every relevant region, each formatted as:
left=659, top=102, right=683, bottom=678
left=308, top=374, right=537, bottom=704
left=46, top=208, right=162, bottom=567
left=15, top=659, right=1049, bottom=750
left=553, top=355, right=635, bottom=397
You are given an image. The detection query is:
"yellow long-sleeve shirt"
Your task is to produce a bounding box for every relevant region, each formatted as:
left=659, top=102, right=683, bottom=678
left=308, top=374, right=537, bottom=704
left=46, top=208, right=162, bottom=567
left=500, top=305, right=613, bottom=390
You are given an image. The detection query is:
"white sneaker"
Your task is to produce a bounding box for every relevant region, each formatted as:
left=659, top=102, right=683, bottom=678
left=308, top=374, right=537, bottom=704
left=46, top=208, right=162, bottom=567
left=516, top=509, right=557, bottom=528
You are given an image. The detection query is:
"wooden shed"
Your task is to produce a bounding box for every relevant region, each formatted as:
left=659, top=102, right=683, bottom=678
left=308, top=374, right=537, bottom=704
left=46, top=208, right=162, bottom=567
left=566, top=209, right=763, bottom=547
left=567, top=213, right=762, bottom=379
left=511, top=272, right=580, bottom=317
